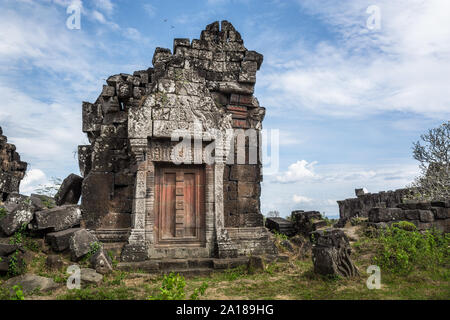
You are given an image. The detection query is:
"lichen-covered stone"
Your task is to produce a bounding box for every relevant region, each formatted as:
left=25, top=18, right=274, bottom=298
left=69, top=229, right=99, bottom=261
left=90, top=249, right=113, bottom=274
left=45, top=228, right=81, bottom=252
left=0, top=201, right=34, bottom=236
left=33, top=205, right=81, bottom=232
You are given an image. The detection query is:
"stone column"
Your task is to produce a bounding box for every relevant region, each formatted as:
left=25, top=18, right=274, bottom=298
left=121, top=138, right=148, bottom=262
left=145, top=161, right=155, bottom=245
left=214, top=129, right=237, bottom=258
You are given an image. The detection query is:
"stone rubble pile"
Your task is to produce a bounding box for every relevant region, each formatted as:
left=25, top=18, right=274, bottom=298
left=0, top=171, right=113, bottom=277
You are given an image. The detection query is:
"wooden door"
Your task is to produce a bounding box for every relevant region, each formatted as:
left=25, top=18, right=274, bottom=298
left=155, top=165, right=205, bottom=246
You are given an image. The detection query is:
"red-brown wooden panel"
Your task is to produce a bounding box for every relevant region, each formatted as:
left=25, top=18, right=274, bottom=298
left=184, top=172, right=196, bottom=237
left=161, top=172, right=176, bottom=239
left=155, top=164, right=206, bottom=246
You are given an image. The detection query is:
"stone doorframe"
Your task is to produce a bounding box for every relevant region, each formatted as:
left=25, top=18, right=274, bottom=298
left=121, top=136, right=230, bottom=261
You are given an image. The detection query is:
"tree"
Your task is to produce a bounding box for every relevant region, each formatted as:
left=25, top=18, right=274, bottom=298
left=408, top=121, right=449, bottom=201
left=267, top=210, right=280, bottom=218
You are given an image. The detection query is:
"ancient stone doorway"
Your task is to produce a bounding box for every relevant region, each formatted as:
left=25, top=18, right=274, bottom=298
left=154, top=164, right=206, bottom=247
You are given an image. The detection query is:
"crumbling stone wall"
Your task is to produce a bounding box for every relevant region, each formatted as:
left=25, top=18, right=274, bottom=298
left=0, top=127, right=27, bottom=201
left=337, top=188, right=412, bottom=220
left=78, top=21, right=271, bottom=259
left=368, top=200, right=449, bottom=232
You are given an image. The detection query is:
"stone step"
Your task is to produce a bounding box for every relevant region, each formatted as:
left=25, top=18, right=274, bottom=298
left=117, top=257, right=249, bottom=274
left=163, top=268, right=213, bottom=278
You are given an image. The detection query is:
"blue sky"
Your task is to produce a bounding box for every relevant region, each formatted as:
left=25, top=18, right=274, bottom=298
left=1, top=0, right=449, bottom=218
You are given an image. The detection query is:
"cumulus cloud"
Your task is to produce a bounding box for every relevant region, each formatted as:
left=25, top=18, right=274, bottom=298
left=275, top=160, right=317, bottom=183
left=292, top=194, right=313, bottom=204
left=20, top=169, right=48, bottom=195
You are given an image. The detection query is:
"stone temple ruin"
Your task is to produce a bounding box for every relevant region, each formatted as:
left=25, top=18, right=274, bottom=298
left=0, top=127, right=27, bottom=201
left=78, top=21, right=277, bottom=262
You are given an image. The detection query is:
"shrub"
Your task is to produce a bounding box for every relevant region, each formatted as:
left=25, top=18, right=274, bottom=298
left=0, top=284, right=25, bottom=300
left=273, top=231, right=289, bottom=241
left=82, top=241, right=102, bottom=263
left=8, top=250, right=26, bottom=277
left=374, top=224, right=449, bottom=275
left=392, top=221, right=417, bottom=231
left=189, top=282, right=208, bottom=300
left=148, top=273, right=209, bottom=300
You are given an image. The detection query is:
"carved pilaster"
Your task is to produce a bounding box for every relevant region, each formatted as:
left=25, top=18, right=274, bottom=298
left=123, top=138, right=148, bottom=261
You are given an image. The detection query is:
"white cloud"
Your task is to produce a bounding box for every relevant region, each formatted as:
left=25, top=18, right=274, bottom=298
left=292, top=194, right=312, bottom=204
left=20, top=169, right=48, bottom=195
left=94, top=0, right=114, bottom=16
left=259, top=0, right=450, bottom=119
left=275, top=160, right=317, bottom=183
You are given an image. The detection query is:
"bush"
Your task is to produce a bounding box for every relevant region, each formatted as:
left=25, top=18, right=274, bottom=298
left=0, top=284, right=25, bottom=300
left=148, top=273, right=208, bottom=300
left=149, top=273, right=186, bottom=300
left=273, top=231, right=289, bottom=241
left=374, top=224, right=449, bottom=275
left=392, top=221, right=417, bottom=231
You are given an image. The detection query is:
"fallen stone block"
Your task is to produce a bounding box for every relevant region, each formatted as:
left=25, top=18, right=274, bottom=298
left=80, top=268, right=103, bottom=285
left=3, top=274, right=60, bottom=294
left=69, top=229, right=99, bottom=261
left=311, top=229, right=359, bottom=278
left=3, top=193, right=31, bottom=212
left=90, top=249, right=113, bottom=275
left=33, top=205, right=81, bottom=232
left=265, top=217, right=296, bottom=236
left=45, top=228, right=81, bottom=252
left=30, top=194, right=56, bottom=211
left=0, top=201, right=34, bottom=236
left=291, top=210, right=322, bottom=236
left=54, top=174, right=83, bottom=206
left=0, top=243, right=22, bottom=256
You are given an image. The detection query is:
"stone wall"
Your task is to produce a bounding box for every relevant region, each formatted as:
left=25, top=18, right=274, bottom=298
left=0, top=127, right=27, bottom=201
left=337, top=188, right=412, bottom=220
left=368, top=200, right=450, bottom=233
